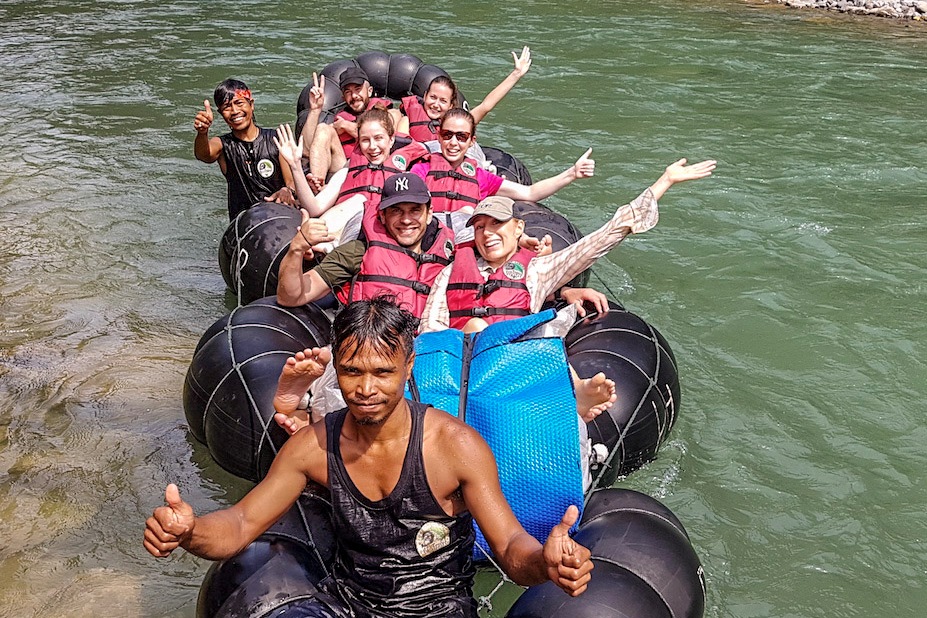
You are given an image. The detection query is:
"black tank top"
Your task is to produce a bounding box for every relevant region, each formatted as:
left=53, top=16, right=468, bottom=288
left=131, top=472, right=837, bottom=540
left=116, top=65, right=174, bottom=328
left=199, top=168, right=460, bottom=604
left=325, top=400, right=477, bottom=618
left=219, top=127, right=286, bottom=219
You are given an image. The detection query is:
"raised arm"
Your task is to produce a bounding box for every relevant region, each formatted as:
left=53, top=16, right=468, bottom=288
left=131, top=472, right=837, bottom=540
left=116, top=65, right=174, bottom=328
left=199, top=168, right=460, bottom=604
left=299, top=73, right=325, bottom=158
left=529, top=157, right=717, bottom=303
left=274, top=123, right=341, bottom=216
left=497, top=148, right=594, bottom=202
left=193, top=99, right=223, bottom=163
left=470, top=46, right=532, bottom=125
left=452, top=422, right=593, bottom=594
left=647, top=157, right=716, bottom=201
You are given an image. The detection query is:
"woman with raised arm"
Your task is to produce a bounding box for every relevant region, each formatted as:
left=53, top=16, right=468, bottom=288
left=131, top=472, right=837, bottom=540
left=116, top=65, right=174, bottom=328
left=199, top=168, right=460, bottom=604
left=397, top=46, right=532, bottom=142
left=409, top=107, right=594, bottom=243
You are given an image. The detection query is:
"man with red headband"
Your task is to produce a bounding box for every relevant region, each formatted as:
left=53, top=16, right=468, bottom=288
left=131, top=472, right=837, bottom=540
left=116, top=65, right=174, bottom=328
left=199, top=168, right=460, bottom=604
left=193, top=78, right=296, bottom=220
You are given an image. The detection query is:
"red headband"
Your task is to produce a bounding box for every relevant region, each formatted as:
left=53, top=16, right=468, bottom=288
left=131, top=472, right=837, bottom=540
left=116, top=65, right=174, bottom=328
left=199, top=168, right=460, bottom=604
left=234, top=88, right=253, bottom=101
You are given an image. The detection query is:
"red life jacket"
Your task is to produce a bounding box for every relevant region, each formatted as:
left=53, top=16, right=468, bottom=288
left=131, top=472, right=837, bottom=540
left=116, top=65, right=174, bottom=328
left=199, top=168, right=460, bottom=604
left=400, top=95, right=440, bottom=143
left=334, top=97, right=393, bottom=156
left=337, top=140, right=429, bottom=215
left=422, top=154, right=482, bottom=213
left=445, top=244, right=533, bottom=330
left=336, top=218, right=456, bottom=317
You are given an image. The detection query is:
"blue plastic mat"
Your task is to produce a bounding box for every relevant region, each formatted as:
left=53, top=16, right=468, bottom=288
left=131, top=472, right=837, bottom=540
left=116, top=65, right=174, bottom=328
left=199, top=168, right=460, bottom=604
left=410, top=311, right=584, bottom=557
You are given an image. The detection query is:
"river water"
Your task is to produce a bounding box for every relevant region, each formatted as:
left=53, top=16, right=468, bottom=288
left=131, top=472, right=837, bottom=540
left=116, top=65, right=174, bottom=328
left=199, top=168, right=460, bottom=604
left=1, top=1, right=925, bottom=616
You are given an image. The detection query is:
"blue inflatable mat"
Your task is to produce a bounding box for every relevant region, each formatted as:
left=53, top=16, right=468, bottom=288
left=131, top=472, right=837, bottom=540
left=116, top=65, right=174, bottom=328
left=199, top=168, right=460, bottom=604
left=409, top=311, right=584, bottom=558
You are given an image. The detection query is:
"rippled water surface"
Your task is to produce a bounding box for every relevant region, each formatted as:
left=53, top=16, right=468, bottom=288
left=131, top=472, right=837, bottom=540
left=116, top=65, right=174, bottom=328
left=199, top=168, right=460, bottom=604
left=1, top=1, right=925, bottom=616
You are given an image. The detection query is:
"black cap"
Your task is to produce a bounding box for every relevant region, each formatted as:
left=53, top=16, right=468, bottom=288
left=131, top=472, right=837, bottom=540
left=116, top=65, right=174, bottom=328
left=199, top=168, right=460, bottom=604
left=340, top=67, right=369, bottom=90
left=379, top=173, right=431, bottom=210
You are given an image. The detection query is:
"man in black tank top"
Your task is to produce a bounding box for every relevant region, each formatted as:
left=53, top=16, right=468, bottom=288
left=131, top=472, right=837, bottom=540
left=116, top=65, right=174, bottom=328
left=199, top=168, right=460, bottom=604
left=192, top=78, right=297, bottom=219
left=144, top=299, right=594, bottom=617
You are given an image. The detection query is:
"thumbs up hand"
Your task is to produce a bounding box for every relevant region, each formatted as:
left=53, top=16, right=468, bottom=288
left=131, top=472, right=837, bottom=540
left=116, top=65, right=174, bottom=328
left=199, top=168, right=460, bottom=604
left=194, top=100, right=213, bottom=133
left=143, top=483, right=196, bottom=557
left=572, top=148, right=595, bottom=179
left=542, top=505, right=594, bottom=596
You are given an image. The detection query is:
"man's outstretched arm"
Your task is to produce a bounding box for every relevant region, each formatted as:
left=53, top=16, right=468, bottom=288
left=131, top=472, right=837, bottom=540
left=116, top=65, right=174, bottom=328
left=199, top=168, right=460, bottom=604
left=144, top=433, right=321, bottom=560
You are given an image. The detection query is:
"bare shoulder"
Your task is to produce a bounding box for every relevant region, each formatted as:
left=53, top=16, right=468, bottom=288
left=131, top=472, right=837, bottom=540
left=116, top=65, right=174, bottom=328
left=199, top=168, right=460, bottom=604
left=274, top=417, right=329, bottom=486
left=423, top=407, right=493, bottom=461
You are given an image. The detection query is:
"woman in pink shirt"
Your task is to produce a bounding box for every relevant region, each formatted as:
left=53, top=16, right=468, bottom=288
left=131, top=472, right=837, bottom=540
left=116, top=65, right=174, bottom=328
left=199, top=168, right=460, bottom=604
left=410, top=108, right=595, bottom=235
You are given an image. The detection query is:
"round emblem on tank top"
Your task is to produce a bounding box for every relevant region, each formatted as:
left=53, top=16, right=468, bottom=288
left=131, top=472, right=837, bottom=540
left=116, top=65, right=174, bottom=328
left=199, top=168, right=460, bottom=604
left=503, top=261, right=526, bottom=280
left=391, top=154, right=407, bottom=170
left=256, top=159, right=275, bottom=178
left=460, top=162, right=476, bottom=177
left=415, top=521, right=451, bottom=557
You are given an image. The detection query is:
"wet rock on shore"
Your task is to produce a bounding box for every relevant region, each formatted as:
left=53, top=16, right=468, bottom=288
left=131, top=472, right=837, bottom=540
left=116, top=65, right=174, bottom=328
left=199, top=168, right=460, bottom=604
left=778, top=0, right=927, bottom=19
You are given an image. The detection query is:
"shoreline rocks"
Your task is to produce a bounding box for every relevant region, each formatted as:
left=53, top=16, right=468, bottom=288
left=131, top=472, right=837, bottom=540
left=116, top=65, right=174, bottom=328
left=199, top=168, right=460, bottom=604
left=777, top=0, right=927, bottom=19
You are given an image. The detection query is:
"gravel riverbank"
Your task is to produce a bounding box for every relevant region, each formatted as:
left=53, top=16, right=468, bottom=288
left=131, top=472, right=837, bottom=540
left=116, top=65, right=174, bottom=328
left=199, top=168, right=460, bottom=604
left=777, top=0, right=927, bottom=19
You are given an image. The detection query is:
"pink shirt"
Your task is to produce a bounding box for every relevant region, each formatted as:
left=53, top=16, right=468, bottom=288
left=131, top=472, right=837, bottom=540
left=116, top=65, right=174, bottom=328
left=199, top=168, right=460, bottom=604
left=410, top=160, right=505, bottom=201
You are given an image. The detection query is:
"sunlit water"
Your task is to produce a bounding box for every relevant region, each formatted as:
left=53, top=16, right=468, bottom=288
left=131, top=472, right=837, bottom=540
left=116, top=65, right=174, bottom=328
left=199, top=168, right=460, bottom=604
left=1, top=1, right=925, bottom=616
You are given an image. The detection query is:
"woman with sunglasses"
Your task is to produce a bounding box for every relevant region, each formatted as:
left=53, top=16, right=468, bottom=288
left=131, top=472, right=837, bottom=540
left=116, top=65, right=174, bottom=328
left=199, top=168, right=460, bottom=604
left=409, top=108, right=595, bottom=241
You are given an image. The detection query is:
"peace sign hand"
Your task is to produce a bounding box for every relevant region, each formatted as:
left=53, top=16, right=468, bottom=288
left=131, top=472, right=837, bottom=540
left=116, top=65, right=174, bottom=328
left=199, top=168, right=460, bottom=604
left=309, top=72, right=326, bottom=111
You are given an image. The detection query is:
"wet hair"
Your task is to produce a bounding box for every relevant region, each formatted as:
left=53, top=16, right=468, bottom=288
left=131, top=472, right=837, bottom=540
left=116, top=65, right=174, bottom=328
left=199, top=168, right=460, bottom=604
left=331, top=298, right=419, bottom=363
left=440, top=108, right=476, bottom=135
left=426, top=75, right=459, bottom=106
left=214, top=79, right=252, bottom=109
left=356, top=106, right=395, bottom=137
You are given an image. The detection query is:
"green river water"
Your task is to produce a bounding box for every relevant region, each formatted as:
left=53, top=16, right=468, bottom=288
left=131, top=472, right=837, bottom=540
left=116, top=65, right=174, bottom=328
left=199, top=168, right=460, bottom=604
left=1, top=1, right=925, bottom=616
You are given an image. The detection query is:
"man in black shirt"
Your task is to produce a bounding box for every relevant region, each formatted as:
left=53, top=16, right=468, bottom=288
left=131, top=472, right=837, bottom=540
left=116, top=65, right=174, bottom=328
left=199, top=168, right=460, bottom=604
left=193, top=78, right=296, bottom=219
left=145, top=299, right=593, bottom=618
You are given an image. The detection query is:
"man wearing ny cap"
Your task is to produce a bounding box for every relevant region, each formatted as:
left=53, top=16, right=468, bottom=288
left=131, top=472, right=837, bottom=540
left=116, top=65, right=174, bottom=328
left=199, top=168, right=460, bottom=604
left=303, top=67, right=403, bottom=182
left=277, top=172, right=455, bottom=318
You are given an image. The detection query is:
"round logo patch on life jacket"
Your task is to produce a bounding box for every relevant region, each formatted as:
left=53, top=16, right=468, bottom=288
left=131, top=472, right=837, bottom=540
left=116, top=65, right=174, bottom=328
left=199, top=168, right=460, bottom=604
left=503, top=260, right=526, bottom=281
left=256, top=159, right=275, bottom=178
left=415, top=521, right=450, bottom=557
left=460, top=162, right=476, bottom=177
left=443, top=239, right=454, bottom=259
left=391, top=154, right=407, bottom=170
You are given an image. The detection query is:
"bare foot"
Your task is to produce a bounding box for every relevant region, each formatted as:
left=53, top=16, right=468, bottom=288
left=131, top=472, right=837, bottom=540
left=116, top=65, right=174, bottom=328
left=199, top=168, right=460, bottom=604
left=574, top=371, right=616, bottom=423
left=273, top=347, right=332, bottom=435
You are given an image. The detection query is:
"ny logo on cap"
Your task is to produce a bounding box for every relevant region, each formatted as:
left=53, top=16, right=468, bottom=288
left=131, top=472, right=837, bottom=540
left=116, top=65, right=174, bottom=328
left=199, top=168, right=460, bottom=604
left=395, top=177, right=409, bottom=192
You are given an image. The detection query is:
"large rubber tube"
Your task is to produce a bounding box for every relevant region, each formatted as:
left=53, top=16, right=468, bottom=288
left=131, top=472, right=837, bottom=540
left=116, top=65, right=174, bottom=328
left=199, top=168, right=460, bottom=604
left=197, top=487, right=336, bottom=618
left=565, top=303, right=680, bottom=487
left=219, top=202, right=305, bottom=306
left=182, top=297, right=331, bottom=482
left=296, top=51, right=467, bottom=127
left=482, top=146, right=533, bottom=185
left=506, top=489, right=705, bottom=618
left=515, top=200, right=590, bottom=289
